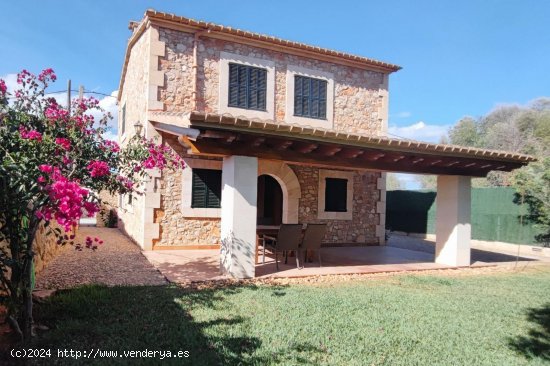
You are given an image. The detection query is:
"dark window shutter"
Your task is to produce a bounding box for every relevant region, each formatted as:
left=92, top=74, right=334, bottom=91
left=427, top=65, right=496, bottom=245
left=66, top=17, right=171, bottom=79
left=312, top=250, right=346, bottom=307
left=293, top=75, right=327, bottom=119
left=325, top=178, right=347, bottom=212
left=191, top=169, right=222, bottom=208
left=228, top=63, right=267, bottom=111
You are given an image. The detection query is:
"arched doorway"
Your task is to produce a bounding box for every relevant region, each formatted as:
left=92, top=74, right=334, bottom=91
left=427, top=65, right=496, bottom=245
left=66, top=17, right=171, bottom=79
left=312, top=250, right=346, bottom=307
left=257, top=175, right=283, bottom=225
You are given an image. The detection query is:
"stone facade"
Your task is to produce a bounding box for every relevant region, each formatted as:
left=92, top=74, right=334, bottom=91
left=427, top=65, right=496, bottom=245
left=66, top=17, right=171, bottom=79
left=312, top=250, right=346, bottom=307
left=157, top=27, right=388, bottom=135
left=119, top=18, right=389, bottom=249
left=154, top=135, right=221, bottom=247
left=291, top=165, right=380, bottom=244
left=152, top=136, right=380, bottom=246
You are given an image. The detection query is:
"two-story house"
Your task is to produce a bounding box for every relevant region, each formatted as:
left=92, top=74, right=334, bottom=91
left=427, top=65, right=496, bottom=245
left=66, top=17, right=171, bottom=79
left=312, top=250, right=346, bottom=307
left=117, top=10, right=533, bottom=278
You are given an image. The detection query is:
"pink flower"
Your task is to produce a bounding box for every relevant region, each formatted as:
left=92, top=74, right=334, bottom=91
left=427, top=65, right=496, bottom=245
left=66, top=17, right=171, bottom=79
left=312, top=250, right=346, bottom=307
left=19, top=126, right=42, bottom=141
left=0, top=79, right=6, bottom=95
left=37, top=176, right=46, bottom=184
left=39, top=164, right=53, bottom=174
left=55, top=137, right=71, bottom=151
left=38, top=68, right=56, bottom=82
left=83, top=201, right=99, bottom=216
left=62, top=156, right=72, bottom=165
left=87, top=160, right=110, bottom=178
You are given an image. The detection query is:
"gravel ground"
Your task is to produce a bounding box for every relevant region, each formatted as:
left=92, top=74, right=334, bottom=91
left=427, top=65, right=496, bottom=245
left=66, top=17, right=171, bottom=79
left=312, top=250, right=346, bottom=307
left=35, top=227, right=167, bottom=289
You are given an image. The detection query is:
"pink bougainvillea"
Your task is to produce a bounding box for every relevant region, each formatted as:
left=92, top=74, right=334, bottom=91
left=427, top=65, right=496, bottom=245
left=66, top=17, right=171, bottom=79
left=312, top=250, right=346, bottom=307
left=19, top=126, right=42, bottom=141
left=55, top=137, right=71, bottom=151
left=87, top=160, right=110, bottom=178
left=0, top=79, right=6, bottom=95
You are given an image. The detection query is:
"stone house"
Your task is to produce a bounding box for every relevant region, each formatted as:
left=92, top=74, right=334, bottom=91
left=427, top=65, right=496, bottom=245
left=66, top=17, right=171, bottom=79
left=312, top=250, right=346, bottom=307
left=117, top=10, right=533, bottom=278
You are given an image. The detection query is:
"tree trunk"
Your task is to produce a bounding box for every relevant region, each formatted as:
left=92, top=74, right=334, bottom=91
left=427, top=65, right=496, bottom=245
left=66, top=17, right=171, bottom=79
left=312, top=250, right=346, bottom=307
left=19, top=219, right=38, bottom=342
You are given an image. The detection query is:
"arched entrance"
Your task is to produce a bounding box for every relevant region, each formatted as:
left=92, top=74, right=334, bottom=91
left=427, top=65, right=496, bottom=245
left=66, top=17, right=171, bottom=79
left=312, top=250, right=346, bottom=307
left=257, top=175, right=283, bottom=225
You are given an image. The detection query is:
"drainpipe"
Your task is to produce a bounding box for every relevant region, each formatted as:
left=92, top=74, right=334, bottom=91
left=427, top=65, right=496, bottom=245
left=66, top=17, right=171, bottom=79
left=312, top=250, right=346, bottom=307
left=192, top=30, right=209, bottom=111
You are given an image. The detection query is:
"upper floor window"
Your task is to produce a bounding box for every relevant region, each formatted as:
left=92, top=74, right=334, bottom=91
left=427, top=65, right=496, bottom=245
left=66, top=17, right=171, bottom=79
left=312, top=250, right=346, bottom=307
left=294, top=75, right=327, bottom=119
left=228, top=63, right=267, bottom=111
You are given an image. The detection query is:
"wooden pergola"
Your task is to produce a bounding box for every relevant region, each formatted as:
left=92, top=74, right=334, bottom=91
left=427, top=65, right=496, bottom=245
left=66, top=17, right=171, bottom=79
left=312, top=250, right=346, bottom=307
left=149, top=111, right=535, bottom=278
left=152, top=111, right=534, bottom=177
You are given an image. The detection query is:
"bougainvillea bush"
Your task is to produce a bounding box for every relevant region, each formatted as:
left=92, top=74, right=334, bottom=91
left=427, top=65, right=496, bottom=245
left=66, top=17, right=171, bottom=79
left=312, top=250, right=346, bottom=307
left=0, top=69, right=184, bottom=341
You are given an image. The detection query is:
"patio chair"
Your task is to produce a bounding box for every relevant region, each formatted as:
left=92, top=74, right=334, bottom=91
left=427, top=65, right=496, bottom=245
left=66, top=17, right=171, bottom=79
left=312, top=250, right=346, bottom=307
left=261, top=224, right=303, bottom=270
left=300, top=224, right=327, bottom=267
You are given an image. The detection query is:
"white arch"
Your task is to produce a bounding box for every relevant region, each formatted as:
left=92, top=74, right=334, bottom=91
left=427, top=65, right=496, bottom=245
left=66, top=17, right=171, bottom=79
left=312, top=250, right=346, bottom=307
left=257, top=160, right=301, bottom=224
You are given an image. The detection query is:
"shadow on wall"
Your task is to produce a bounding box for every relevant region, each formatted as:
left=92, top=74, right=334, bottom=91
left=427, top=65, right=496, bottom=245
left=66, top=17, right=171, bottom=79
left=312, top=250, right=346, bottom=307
left=221, top=231, right=255, bottom=278
left=386, top=190, right=436, bottom=234
left=509, top=303, right=550, bottom=361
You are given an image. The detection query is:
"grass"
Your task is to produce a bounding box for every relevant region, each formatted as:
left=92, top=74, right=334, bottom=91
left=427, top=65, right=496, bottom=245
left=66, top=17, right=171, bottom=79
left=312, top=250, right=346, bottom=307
left=17, top=266, right=550, bottom=365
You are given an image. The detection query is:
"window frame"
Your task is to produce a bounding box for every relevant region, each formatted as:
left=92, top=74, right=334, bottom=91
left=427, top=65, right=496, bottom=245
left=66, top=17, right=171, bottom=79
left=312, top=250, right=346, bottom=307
left=181, top=158, right=223, bottom=218
left=286, top=65, right=334, bottom=128
left=219, top=52, right=275, bottom=120
left=293, top=75, right=328, bottom=120
left=324, top=177, right=348, bottom=212
left=317, top=169, right=354, bottom=220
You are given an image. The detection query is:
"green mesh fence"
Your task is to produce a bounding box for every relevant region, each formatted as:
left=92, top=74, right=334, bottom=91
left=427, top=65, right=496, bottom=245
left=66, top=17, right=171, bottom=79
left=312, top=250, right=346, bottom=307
left=386, top=187, right=543, bottom=245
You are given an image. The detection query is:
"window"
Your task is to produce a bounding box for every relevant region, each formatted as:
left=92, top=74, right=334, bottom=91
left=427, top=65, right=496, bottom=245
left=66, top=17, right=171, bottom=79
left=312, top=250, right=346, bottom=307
left=121, top=103, right=126, bottom=135
left=324, top=178, right=347, bottom=212
left=294, top=75, right=327, bottom=119
left=191, top=169, right=222, bottom=209
left=228, top=63, right=267, bottom=111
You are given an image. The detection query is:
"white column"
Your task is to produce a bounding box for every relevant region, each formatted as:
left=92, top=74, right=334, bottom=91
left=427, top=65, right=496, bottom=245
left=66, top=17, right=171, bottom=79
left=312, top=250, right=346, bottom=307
left=220, top=156, right=258, bottom=278
left=435, top=175, right=471, bottom=266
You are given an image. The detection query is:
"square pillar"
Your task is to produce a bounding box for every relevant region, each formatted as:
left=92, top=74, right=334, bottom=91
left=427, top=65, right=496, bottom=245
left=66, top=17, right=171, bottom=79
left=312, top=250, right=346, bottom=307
left=435, top=175, right=471, bottom=266
left=220, top=156, right=258, bottom=278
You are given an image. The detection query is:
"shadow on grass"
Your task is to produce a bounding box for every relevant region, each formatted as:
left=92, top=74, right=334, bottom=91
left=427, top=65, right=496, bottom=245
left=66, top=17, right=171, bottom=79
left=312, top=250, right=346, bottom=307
left=509, top=303, right=550, bottom=361
left=13, top=283, right=317, bottom=365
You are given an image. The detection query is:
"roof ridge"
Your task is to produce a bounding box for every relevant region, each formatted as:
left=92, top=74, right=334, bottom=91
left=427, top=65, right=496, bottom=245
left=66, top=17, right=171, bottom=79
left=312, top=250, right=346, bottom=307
left=143, top=9, right=401, bottom=73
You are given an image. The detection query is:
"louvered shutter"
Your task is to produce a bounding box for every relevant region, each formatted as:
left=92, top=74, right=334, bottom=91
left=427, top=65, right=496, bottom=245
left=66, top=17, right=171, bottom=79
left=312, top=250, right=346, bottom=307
left=228, top=64, right=239, bottom=107
left=191, top=170, right=207, bottom=208
left=293, top=75, right=327, bottom=119
left=191, top=169, right=222, bottom=208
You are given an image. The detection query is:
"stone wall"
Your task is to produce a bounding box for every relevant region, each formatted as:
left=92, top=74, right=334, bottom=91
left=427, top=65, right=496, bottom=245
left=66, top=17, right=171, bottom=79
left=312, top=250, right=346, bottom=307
left=154, top=135, right=221, bottom=247
left=117, top=26, right=151, bottom=248
left=33, top=223, right=67, bottom=274
left=152, top=134, right=381, bottom=246
left=0, top=222, right=68, bottom=279
left=291, top=165, right=380, bottom=244
left=157, top=26, right=388, bottom=135
left=96, top=190, right=119, bottom=228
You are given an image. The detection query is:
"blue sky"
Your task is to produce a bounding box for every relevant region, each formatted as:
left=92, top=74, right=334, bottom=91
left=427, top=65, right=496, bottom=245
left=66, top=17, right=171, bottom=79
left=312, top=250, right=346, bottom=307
left=1, top=0, right=549, bottom=143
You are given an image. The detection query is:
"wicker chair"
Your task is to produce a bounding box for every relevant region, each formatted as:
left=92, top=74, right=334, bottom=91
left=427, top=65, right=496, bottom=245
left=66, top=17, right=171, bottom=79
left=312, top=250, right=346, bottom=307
left=300, top=224, right=327, bottom=267
left=262, top=224, right=303, bottom=270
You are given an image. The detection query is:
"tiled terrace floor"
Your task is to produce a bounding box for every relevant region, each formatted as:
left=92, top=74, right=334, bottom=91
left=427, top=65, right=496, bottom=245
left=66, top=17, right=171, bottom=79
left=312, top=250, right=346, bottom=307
left=143, top=246, right=458, bottom=283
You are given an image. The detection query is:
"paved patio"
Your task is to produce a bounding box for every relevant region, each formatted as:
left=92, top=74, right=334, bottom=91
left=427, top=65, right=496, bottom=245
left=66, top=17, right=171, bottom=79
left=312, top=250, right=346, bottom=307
left=143, top=234, right=547, bottom=283
left=144, top=246, right=458, bottom=283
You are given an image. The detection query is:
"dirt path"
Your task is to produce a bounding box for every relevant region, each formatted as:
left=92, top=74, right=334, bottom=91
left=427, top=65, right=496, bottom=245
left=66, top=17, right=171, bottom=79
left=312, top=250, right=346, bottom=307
left=35, top=227, right=167, bottom=289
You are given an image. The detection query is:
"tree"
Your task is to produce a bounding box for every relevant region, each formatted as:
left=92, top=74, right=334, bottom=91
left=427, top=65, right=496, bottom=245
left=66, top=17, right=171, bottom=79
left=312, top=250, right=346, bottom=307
left=448, top=117, right=481, bottom=147
left=386, top=173, right=404, bottom=190
left=512, top=157, right=550, bottom=246
left=0, top=69, right=184, bottom=341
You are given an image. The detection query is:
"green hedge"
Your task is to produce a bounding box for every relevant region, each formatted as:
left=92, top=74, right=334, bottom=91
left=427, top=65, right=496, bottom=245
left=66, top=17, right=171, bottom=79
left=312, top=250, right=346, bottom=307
left=386, top=187, right=543, bottom=244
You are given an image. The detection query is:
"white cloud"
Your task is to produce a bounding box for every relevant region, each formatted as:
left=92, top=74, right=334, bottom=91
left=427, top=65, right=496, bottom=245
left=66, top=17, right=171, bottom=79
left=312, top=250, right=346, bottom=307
left=392, top=111, right=411, bottom=118
left=387, top=121, right=450, bottom=143
left=1, top=73, right=118, bottom=142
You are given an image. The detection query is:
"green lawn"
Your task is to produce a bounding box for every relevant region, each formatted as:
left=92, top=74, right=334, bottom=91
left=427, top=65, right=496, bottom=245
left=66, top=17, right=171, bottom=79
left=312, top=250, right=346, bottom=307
left=24, top=267, right=550, bottom=365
